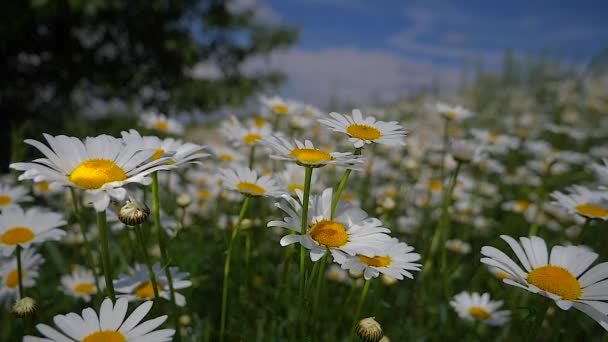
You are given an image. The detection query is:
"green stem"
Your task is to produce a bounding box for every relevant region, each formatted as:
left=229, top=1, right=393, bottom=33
left=298, top=166, right=314, bottom=338
left=311, top=251, right=329, bottom=335
left=248, top=145, right=256, bottom=170
left=526, top=300, right=550, bottom=340
left=134, top=225, right=160, bottom=299
left=439, top=118, right=450, bottom=181
left=331, top=148, right=362, bottom=219
left=220, top=196, right=251, bottom=342
left=351, top=279, right=372, bottom=335
left=69, top=188, right=101, bottom=294
left=97, top=211, right=115, bottom=301
left=16, top=245, right=24, bottom=299
left=440, top=162, right=463, bottom=273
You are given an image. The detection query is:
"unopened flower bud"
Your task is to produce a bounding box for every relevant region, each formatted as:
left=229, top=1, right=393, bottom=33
left=176, top=193, right=192, bottom=208
left=355, top=317, right=384, bottom=342
left=119, top=197, right=150, bottom=226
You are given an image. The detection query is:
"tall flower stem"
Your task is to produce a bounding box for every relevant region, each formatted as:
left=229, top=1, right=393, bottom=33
left=351, top=279, right=372, bottom=335
left=97, top=210, right=115, bottom=301
left=220, top=196, right=251, bottom=342
left=331, top=148, right=362, bottom=218
left=311, top=251, right=329, bottom=335
left=134, top=225, right=159, bottom=299
left=69, top=188, right=101, bottom=293
left=439, top=118, right=450, bottom=181
left=297, top=166, right=314, bottom=338
left=439, top=161, right=463, bottom=273
left=527, top=300, right=550, bottom=340
left=16, top=245, right=24, bottom=299
left=248, top=145, right=256, bottom=169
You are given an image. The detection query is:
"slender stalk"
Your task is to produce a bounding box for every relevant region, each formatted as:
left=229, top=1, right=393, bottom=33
left=16, top=245, right=24, bottom=299
left=298, top=166, right=314, bottom=338
left=311, top=251, right=329, bottom=335
left=248, top=145, right=256, bottom=170
left=220, top=196, right=251, bottom=342
left=69, top=188, right=101, bottom=293
left=331, top=148, right=362, bottom=219
left=576, top=218, right=592, bottom=245
left=526, top=300, right=550, bottom=340
left=439, top=118, right=450, bottom=181
left=97, top=211, right=115, bottom=301
left=351, top=279, right=372, bottom=335
left=134, top=225, right=159, bottom=299
left=440, top=162, right=463, bottom=273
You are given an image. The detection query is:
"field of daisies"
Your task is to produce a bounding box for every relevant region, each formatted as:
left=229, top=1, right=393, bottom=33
left=1, top=78, right=608, bottom=341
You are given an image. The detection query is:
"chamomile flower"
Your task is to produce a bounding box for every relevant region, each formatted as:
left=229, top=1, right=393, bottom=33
left=447, top=139, right=484, bottom=164
left=121, top=129, right=208, bottom=167
left=551, top=185, right=608, bottom=220
left=0, top=248, right=44, bottom=306
left=450, top=292, right=511, bottom=326
left=32, top=180, right=63, bottom=197
left=318, top=109, right=407, bottom=148
left=446, top=239, right=472, bottom=254
left=60, top=265, right=103, bottom=301
left=10, top=133, right=175, bottom=211
left=0, top=184, right=31, bottom=210
left=209, top=145, right=246, bottom=165
left=263, top=136, right=364, bottom=169
left=24, top=297, right=175, bottom=341
left=140, top=110, right=184, bottom=135
left=481, top=235, right=608, bottom=331
left=219, top=167, right=285, bottom=198
left=333, top=237, right=421, bottom=280
left=268, top=187, right=391, bottom=261
left=260, top=95, right=295, bottom=115
left=429, top=102, right=474, bottom=121
left=0, top=206, right=65, bottom=256
left=471, top=129, right=519, bottom=154
left=221, top=117, right=273, bottom=147
left=114, top=263, right=191, bottom=306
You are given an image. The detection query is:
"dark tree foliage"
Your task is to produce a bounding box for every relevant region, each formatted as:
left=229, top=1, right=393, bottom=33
left=1, top=0, right=298, bottom=168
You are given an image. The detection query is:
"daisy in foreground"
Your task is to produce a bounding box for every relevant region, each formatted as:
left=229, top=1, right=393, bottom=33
left=333, top=237, right=421, bottom=280
left=24, top=297, right=175, bottom=342
left=0, top=206, right=65, bottom=256
left=10, top=133, right=175, bottom=211
left=140, top=110, right=184, bottom=135
left=450, top=291, right=511, bottom=326
left=219, top=167, right=285, bottom=198
left=114, top=263, right=192, bottom=306
left=268, top=187, right=391, bottom=261
left=263, top=136, right=364, bottom=169
left=481, top=235, right=608, bottom=330
left=318, top=109, right=407, bottom=148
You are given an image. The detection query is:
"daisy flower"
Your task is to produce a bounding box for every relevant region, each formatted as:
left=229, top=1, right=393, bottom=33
left=140, top=110, right=184, bottom=135
left=318, top=109, right=407, bottom=148
left=267, top=187, right=391, bottom=261
left=0, top=248, right=43, bottom=306
left=471, top=129, right=519, bottom=154
left=428, top=102, right=474, bottom=121
left=221, top=117, right=273, bottom=147
left=60, top=265, right=104, bottom=301
left=32, top=180, right=63, bottom=197
left=219, top=167, right=285, bottom=198
left=333, top=237, right=421, bottom=280
left=446, top=239, right=472, bottom=254
left=480, top=235, right=608, bottom=331
left=447, top=139, right=484, bottom=164
left=121, top=129, right=208, bottom=168
left=24, top=297, right=175, bottom=341
left=0, top=183, right=32, bottom=211
left=551, top=185, right=608, bottom=221
left=114, top=263, right=191, bottom=306
left=259, top=95, right=296, bottom=115
left=10, top=133, right=175, bottom=211
left=0, top=206, right=65, bottom=256
left=262, top=136, right=364, bottom=169
left=209, top=145, right=246, bottom=165
left=450, top=291, right=511, bottom=326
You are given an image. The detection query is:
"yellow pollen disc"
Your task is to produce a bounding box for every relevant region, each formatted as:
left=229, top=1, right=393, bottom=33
left=346, top=124, right=382, bottom=141
left=152, top=149, right=165, bottom=161
left=358, top=255, right=392, bottom=267
left=82, top=331, right=126, bottom=342
left=236, top=182, right=266, bottom=195
left=154, top=120, right=169, bottom=130
left=289, top=148, right=332, bottom=164
left=6, top=268, right=24, bottom=288
left=342, top=193, right=353, bottom=202
left=198, top=189, right=211, bottom=199
left=219, top=154, right=234, bottom=162
left=575, top=204, right=608, bottom=218
left=527, top=265, right=581, bottom=300
left=488, top=133, right=500, bottom=142
left=309, top=220, right=348, bottom=248
left=515, top=200, right=530, bottom=212
left=384, top=189, right=397, bottom=198
left=74, top=282, right=95, bottom=294
left=288, top=184, right=304, bottom=193
left=243, top=133, right=262, bottom=145
left=444, top=111, right=457, bottom=119
left=468, top=306, right=491, bottom=320
left=428, top=180, right=443, bottom=192
left=272, top=104, right=289, bottom=114
left=69, top=159, right=127, bottom=190
left=135, top=281, right=162, bottom=299
left=253, top=117, right=266, bottom=127
left=0, top=195, right=12, bottom=206
left=36, top=181, right=50, bottom=192
left=1, top=227, right=35, bottom=245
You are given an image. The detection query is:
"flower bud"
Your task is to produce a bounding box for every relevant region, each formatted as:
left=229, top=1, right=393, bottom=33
left=176, top=193, right=192, bottom=208
left=355, top=317, right=384, bottom=342
left=119, top=197, right=150, bottom=226
left=12, top=297, right=37, bottom=317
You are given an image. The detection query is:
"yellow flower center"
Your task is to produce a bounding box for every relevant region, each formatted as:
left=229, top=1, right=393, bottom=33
left=358, top=255, right=392, bottom=267
left=342, top=193, right=354, bottom=202
left=6, top=268, right=23, bottom=288
left=82, top=331, right=126, bottom=342
left=346, top=124, right=382, bottom=141
left=154, top=120, right=169, bottom=131
left=527, top=265, right=581, bottom=300
left=74, top=282, right=95, bottom=294
left=152, top=149, right=165, bottom=161
left=468, top=306, right=491, bottom=320
left=36, top=181, right=50, bottom=192
left=243, top=133, right=262, bottom=145
left=198, top=189, right=211, bottom=199
left=288, top=184, right=304, bottom=193
left=309, top=220, right=348, bottom=248
left=0, top=195, right=12, bottom=206
left=135, top=280, right=162, bottom=299
left=575, top=204, right=608, bottom=218
left=289, top=148, right=332, bottom=164
left=428, top=180, right=443, bottom=192
left=69, top=159, right=127, bottom=190
left=444, top=111, right=457, bottom=120
left=514, top=200, right=530, bottom=212
left=219, top=154, right=234, bottom=162
left=253, top=117, right=266, bottom=127
left=236, top=182, right=266, bottom=196
left=488, top=132, right=500, bottom=142
left=384, top=189, right=397, bottom=198
left=1, top=227, right=35, bottom=245
left=272, top=104, right=289, bottom=114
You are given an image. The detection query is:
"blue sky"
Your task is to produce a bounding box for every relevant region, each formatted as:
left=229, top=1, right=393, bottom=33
left=236, top=0, right=608, bottom=105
